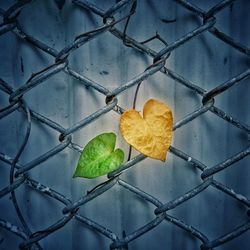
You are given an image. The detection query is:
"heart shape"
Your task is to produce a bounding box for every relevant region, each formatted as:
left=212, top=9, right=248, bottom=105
left=73, top=133, right=124, bottom=178
left=120, top=99, right=173, bottom=161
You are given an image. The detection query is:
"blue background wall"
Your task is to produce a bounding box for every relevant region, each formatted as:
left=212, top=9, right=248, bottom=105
left=0, top=0, right=249, bottom=249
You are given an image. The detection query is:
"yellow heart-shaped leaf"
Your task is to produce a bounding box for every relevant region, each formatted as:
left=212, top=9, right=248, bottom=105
left=120, top=99, right=173, bottom=161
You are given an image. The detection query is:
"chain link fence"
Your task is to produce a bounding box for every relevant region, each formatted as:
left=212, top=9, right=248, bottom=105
left=0, top=0, right=249, bottom=249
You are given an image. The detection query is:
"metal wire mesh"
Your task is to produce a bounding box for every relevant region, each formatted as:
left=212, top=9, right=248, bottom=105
left=0, top=0, right=249, bottom=249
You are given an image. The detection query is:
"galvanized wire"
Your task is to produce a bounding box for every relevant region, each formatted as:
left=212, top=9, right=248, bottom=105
left=0, top=0, right=249, bottom=249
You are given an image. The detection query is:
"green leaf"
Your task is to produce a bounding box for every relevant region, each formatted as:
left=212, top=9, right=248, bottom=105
left=73, top=133, right=124, bottom=178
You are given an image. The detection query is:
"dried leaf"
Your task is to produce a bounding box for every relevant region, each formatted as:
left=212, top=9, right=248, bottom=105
left=120, top=99, right=173, bottom=161
left=73, top=133, right=124, bottom=178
